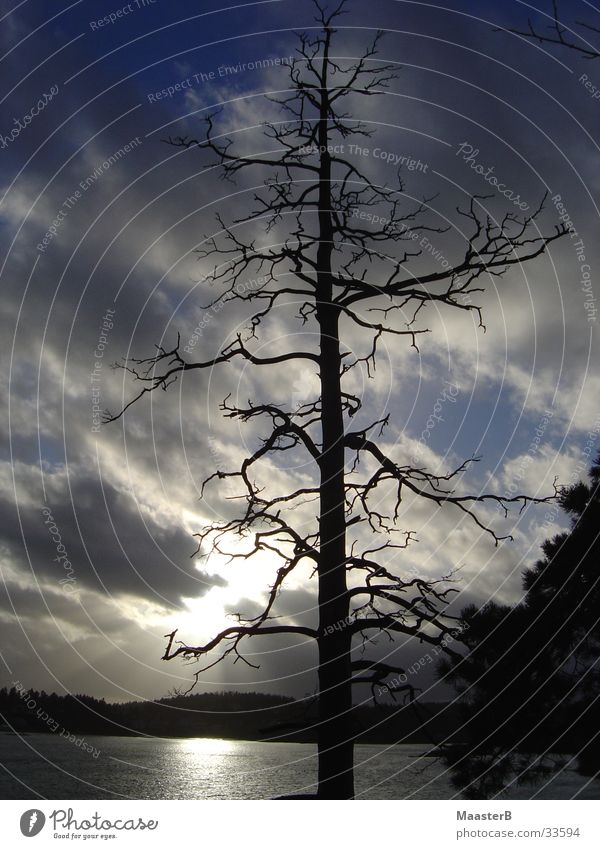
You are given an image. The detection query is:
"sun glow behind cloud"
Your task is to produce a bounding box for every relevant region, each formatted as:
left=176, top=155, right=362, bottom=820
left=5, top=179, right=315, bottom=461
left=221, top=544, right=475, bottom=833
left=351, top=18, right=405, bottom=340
left=177, top=508, right=313, bottom=649
left=1, top=0, right=598, bottom=703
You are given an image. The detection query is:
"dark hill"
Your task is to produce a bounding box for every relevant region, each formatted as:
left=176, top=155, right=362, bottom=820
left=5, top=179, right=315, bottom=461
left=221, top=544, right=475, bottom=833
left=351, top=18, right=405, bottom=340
left=0, top=685, right=461, bottom=745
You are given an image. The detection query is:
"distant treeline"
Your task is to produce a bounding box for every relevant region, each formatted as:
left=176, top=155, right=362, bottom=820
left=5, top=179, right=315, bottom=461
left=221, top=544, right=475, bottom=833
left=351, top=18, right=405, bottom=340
left=0, top=686, right=461, bottom=745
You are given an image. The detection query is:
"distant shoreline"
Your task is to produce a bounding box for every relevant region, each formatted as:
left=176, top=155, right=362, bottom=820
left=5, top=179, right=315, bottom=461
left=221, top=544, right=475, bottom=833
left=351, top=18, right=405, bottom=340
left=0, top=687, right=462, bottom=747
left=0, top=727, right=441, bottom=747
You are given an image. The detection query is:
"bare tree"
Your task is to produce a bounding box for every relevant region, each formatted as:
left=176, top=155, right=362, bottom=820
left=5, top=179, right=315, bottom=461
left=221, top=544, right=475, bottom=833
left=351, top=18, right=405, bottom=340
left=506, top=0, right=600, bottom=59
left=105, top=0, right=566, bottom=798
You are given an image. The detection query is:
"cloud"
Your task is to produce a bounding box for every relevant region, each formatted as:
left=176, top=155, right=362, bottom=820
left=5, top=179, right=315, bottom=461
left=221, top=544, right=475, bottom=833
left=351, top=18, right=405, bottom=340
left=1, top=0, right=599, bottom=703
left=0, top=466, right=225, bottom=609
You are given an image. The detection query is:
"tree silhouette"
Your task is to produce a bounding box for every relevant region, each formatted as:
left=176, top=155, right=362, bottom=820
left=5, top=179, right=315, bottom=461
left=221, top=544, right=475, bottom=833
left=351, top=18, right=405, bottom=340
left=440, top=454, right=600, bottom=798
left=507, top=1, right=600, bottom=59
left=106, top=0, right=566, bottom=798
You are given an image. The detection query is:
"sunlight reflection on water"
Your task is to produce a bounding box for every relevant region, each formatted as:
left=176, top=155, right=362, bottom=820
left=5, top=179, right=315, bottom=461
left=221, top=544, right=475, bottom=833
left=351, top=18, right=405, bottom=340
left=0, top=735, right=598, bottom=800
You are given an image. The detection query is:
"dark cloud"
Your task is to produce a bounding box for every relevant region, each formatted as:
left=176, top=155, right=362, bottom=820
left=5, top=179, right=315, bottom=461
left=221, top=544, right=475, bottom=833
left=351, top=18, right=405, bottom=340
left=0, top=473, right=225, bottom=609
left=1, top=0, right=598, bottom=701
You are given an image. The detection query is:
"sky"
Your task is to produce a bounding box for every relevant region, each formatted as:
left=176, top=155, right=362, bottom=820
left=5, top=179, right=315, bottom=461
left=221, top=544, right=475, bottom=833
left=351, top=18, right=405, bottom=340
left=1, top=0, right=599, bottom=705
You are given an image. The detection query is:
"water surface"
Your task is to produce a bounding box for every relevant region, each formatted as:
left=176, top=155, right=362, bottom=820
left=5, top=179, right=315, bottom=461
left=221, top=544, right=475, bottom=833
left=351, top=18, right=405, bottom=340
left=0, top=734, right=598, bottom=800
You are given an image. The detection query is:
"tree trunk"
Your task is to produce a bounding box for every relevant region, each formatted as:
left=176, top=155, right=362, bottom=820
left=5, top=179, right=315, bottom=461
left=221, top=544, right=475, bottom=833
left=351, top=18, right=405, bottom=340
left=315, top=28, right=354, bottom=800
left=316, top=305, right=354, bottom=798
